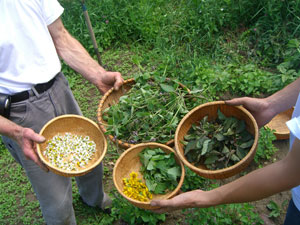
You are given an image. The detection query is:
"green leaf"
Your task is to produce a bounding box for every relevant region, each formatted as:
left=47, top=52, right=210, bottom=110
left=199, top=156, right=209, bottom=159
left=167, top=167, right=181, bottom=181
left=222, top=145, right=230, bottom=154
left=156, top=162, right=167, bottom=171
left=160, top=83, right=175, bottom=93
left=230, top=154, right=240, bottom=162
left=196, top=136, right=206, bottom=148
left=236, top=147, right=248, bottom=159
left=146, top=179, right=156, bottom=192
left=215, top=133, right=225, bottom=141
left=223, top=128, right=234, bottom=136
left=204, top=155, right=218, bottom=165
left=217, top=109, right=226, bottom=121
left=240, top=139, right=254, bottom=149
left=184, top=134, right=196, bottom=141
left=201, top=139, right=211, bottom=155
left=141, top=214, right=150, bottom=222
left=147, top=160, right=155, bottom=170
left=154, top=183, right=168, bottom=194
left=236, top=120, right=246, bottom=133
left=184, top=139, right=198, bottom=155
left=139, top=153, right=152, bottom=167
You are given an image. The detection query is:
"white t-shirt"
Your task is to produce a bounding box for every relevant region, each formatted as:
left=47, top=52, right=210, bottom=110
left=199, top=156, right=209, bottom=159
left=0, top=0, right=64, bottom=94
left=286, top=93, right=300, bottom=211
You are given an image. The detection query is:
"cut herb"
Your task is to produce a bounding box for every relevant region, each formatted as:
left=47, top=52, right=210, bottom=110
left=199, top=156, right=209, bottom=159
left=102, top=74, right=204, bottom=144
left=182, top=109, right=254, bottom=170
left=139, top=147, right=181, bottom=194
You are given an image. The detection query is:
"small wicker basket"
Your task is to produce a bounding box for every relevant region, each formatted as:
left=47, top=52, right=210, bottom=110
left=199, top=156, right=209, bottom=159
left=175, top=101, right=259, bottom=179
left=37, top=115, right=107, bottom=177
left=265, top=107, right=294, bottom=140
left=97, top=78, right=189, bottom=149
left=113, top=142, right=185, bottom=210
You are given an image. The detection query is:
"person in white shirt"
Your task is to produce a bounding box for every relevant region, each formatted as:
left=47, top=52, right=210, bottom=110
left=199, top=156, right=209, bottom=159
left=150, top=78, right=300, bottom=225
left=0, top=0, right=123, bottom=224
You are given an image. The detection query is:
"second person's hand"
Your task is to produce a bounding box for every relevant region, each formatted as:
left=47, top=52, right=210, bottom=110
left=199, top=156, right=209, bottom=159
left=225, top=97, right=276, bottom=128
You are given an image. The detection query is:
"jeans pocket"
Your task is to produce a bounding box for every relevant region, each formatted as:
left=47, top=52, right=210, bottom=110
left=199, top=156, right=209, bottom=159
left=10, top=101, right=28, bottom=125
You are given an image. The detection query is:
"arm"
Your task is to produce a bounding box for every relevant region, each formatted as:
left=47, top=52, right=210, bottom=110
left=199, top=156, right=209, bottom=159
left=47, top=17, right=124, bottom=94
left=151, top=138, right=300, bottom=213
left=0, top=116, right=47, bottom=171
left=226, top=77, right=300, bottom=127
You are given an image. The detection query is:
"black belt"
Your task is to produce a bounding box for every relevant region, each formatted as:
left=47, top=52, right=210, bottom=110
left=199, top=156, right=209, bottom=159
left=11, top=76, right=56, bottom=103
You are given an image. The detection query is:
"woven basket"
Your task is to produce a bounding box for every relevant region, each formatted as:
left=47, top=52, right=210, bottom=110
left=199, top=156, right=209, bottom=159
left=97, top=78, right=190, bottom=149
left=265, top=107, right=294, bottom=140
left=37, top=115, right=107, bottom=177
left=113, top=142, right=185, bottom=210
left=175, top=101, right=259, bottom=179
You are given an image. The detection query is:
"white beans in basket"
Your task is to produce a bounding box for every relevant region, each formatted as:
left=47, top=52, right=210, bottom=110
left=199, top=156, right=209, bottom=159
left=43, top=133, right=96, bottom=171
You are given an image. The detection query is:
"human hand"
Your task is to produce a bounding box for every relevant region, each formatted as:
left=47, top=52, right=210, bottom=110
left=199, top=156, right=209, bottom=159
left=96, top=71, right=124, bottom=94
left=15, top=128, right=48, bottom=172
left=225, top=97, right=276, bottom=128
left=150, top=190, right=210, bottom=213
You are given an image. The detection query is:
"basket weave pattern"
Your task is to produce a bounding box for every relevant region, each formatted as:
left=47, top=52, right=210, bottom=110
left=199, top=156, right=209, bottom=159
left=265, top=107, right=294, bottom=140
left=97, top=78, right=134, bottom=149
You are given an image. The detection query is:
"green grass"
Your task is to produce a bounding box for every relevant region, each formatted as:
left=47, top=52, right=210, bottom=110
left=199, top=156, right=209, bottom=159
left=1, top=0, right=299, bottom=223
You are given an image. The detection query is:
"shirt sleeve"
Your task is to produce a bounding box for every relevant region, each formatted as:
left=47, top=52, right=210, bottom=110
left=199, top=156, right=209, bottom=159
left=286, top=116, right=300, bottom=140
left=41, top=0, right=64, bottom=25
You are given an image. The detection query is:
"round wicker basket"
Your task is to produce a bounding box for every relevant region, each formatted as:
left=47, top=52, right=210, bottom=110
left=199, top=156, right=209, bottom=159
left=37, top=115, right=107, bottom=177
left=175, top=101, right=259, bottom=179
left=113, top=142, right=185, bottom=210
left=97, top=78, right=189, bottom=149
left=265, top=107, right=294, bottom=140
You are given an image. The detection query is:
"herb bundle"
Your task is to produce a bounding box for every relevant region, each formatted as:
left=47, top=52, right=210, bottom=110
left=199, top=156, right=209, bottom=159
left=102, top=74, right=202, bottom=144
left=139, top=147, right=181, bottom=194
left=182, top=110, right=254, bottom=170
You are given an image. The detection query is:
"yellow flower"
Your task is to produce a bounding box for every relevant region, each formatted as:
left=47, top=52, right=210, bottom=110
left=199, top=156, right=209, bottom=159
left=122, top=171, right=152, bottom=202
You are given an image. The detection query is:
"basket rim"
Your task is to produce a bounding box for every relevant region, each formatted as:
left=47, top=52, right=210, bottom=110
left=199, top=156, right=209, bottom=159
left=97, top=78, right=189, bottom=149
left=37, top=114, right=107, bottom=176
left=174, top=101, right=259, bottom=177
left=97, top=78, right=135, bottom=149
left=113, top=142, right=185, bottom=207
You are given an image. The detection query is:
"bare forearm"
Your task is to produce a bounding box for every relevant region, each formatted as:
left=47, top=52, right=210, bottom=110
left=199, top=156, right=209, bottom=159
left=208, top=144, right=300, bottom=206
left=266, top=77, right=300, bottom=115
left=49, top=19, right=105, bottom=85
left=212, top=162, right=292, bottom=205
left=0, top=116, right=23, bottom=140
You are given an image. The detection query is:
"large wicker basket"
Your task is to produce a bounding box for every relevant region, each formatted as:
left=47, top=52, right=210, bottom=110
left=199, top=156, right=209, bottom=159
left=113, top=142, right=185, bottom=210
left=175, top=101, right=259, bottom=179
left=97, top=78, right=190, bottom=149
left=37, top=115, right=107, bottom=177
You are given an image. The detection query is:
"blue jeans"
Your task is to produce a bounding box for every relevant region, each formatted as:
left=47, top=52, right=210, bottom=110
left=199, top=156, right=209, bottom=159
left=2, top=73, right=109, bottom=225
left=283, top=198, right=300, bottom=225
